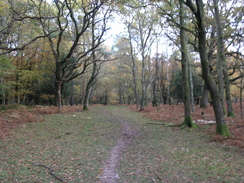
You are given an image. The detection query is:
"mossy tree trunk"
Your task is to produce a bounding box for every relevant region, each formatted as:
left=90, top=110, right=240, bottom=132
left=179, top=0, right=194, bottom=128
left=185, top=0, right=230, bottom=137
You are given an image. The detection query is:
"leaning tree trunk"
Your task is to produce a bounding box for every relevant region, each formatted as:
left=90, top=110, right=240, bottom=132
left=179, top=0, right=194, bottom=127
left=200, top=26, right=215, bottom=108
left=185, top=0, right=230, bottom=136
left=83, top=60, right=97, bottom=110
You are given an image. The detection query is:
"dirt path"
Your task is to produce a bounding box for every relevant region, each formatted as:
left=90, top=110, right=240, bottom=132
left=99, top=111, right=137, bottom=183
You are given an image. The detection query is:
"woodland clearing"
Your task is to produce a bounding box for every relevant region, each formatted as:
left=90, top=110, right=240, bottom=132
left=0, top=105, right=243, bottom=182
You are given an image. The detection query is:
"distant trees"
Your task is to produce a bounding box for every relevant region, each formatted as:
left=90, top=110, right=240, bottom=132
left=0, top=0, right=111, bottom=110
left=0, top=0, right=243, bottom=135
left=0, top=56, right=15, bottom=105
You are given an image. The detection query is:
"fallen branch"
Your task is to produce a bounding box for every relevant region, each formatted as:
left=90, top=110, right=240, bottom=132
left=31, top=162, right=63, bottom=182
left=146, top=122, right=166, bottom=125
left=146, top=122, right=178, bottom=127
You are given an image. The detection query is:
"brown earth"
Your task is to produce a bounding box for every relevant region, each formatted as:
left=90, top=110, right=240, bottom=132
left=0, top=103, right=243, bottom=150
left=98, top=110, right=137, bottom=183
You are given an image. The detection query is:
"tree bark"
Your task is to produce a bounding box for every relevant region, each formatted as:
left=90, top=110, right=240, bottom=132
left=127, top=24, right=139, bottom=108
left=152, top=45, right=159, bottom=107
left=200, top=82, right=209, bottom=108
left=69, top=80, right=74, bottom=106
left=200, top=25, right=215, bottom=108
left=83, top=8, right=101, bottom=111
left=0, top=77, right=5, bottom=105
left=56, top=81, right=62, bottom=111
left=240, top=76, right=243, bottom=118
left=179, top=0, right=194, bottom=127
left=213, top=0, right=234, bottom=117
left=185, top=0, right=230, bottom=136
left=189, top=56, right=195, bottom=112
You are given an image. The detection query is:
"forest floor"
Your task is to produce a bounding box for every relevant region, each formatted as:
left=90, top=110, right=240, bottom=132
left=0, top=104, right=243, bottom=182
left=129, top=103, right=244, bottom=149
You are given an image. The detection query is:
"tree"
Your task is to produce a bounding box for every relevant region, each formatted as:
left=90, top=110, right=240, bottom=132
left=0, top=0, right=56, bottom=55
left=0, top=56, right=15, bottom=104
left=179, top=0, right=194, bottom=127
left=83, top=2, right=111, bottom=110
left=127, top=22, right=140, bottom=108
left=184, top=0, right=230, bottom=137
left=213, top=0, right=234, bottom=117
left=34, top=0, right=110, bottom=110
left=123, top=4, right=159, bottom=111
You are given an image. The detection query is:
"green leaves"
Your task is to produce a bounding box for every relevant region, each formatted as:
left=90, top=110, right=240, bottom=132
left=0, top=56, right=15, bottom=76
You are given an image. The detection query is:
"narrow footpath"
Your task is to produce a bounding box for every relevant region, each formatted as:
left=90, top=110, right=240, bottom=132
left=99, top=111, right=138, bottom=183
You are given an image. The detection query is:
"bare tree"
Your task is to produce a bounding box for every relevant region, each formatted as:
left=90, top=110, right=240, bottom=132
left=36, top=0, right=109, bottom=110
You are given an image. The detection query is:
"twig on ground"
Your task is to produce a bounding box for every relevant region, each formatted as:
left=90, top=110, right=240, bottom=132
left=146, top=122, right=166, bottom=125
left=31, top=162, right=63, bottom=182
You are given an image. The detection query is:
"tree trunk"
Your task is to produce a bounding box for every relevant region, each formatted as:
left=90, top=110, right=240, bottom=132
left=0, top=77, right=5, bottom=105
left=189, top=57, right=195, bottom=112
left=140, top=59, right=146, bottom=111
left=213, top=0, right=225, bottom=114
left=200, top=25, right=215, bottom=108
left=185, top=0, right=230, bottom=136
left=200, top=82, right=209, bottom=108
left=119, top=83, right=123, bottom=104
left=56, top=81, right=62, bottom=111
left=128, top=24, right=139, bottom=108
left=179, top=0, right=194, bottom=127
left=83, top=62, right=97, bottom=110
left=166, top=62, right=171, bottom=105
left=213, top=0, right=234, bottom=117
left=69, top=80, right=74, bottom=106
left=152, top=47, right=159, bottom=107
left=83, top=12, right=98, bottom=111
left=240, top=76, right=243, bottom=118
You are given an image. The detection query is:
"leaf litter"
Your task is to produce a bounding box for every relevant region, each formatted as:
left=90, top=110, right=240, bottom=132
left=0, top=105, right=243, bottom=182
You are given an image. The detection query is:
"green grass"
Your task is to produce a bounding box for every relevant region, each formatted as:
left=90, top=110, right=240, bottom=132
left=0, top=105, right=243, bottom=182
left=116, top=108, right=244, bottom=183
left=0, top=107, right=120, bottom=182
